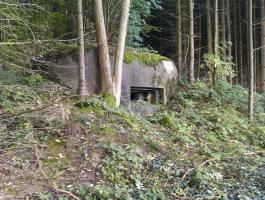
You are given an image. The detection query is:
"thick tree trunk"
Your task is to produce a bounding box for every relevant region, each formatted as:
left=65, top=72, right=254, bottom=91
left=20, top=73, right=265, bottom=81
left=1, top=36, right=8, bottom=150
left=226, top=0, right=232, bottom=84
left=176, top=0, right=182, bottom=77
left=261, top=0, right=265, bottom=92
left=189, top=0, right=195, bottom=84
left=248, top=0, right=254, bottom=121
left=77, top=0, right=87, bottom=99
left=93, top=0, right=113, bottom=94
left=206, top=0, right=213, bottom=54
left=113, top=0, right=131, bottom=106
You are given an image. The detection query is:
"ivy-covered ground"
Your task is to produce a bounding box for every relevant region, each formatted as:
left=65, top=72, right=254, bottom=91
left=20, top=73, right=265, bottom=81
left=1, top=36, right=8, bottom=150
left=0, top=69, right=264, bottom=200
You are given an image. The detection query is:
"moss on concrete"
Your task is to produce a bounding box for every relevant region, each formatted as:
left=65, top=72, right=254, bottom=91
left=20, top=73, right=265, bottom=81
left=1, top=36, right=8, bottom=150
left=48, top=44, right=168, bottom=66
left=124, top=51, right=170, bottom=66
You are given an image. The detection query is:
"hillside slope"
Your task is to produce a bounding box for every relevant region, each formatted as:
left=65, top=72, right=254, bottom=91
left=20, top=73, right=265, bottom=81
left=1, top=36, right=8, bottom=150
left=0, top=69, right=264, bottom=200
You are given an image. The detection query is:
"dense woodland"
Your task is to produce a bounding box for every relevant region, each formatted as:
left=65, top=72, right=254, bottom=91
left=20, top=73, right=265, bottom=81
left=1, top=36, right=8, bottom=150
left=0, top=0, right=265, bottom=199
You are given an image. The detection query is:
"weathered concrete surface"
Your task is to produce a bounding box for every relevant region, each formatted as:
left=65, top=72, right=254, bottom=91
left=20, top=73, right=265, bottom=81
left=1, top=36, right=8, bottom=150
left=45, top=49, right=178, bottom=105
left=121, top=59, right=177, bottom=104
left=44, top=50, right=100, bottom=93
left=127, top=101, right=159, bottom=117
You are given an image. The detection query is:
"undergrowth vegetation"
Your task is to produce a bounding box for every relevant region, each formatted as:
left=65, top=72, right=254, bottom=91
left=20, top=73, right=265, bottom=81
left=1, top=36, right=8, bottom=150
left=0, top=69, right=264, bottom=200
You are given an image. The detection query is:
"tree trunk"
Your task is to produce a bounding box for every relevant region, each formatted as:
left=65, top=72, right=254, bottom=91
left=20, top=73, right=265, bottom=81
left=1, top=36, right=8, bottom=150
left=248, top=0, right=254, bottom=121
left=239, top=0, right=244, bottom=85
left=206, top=0, right=213, bottom=54
left=226, top=0, right=232, bottom=84
left=221, top=0, right=226, bottom=44
left=176, top=0, right=182, bottom=78
left=213, top=0, right=219, bottom=85
left=77, top=0, right=87, bottom=99
left=93, top=0, right=113, bottom=94
left=197, top=2, right=202, bottom=79
left=214, top=0, right=219, bottom=55
left=261, top=0, right=265, bottom=92
left=253, top=0, right=257, bottom=93
left=234, top=0, right=238, bottom=84
left=189, top=0, right=195, bottom=84
left=113, top=0, right=131, bottom=106
left=246, top=0, right=250, bottom=84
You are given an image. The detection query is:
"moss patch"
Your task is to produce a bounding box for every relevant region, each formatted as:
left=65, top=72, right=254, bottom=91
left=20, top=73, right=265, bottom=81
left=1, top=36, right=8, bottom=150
left=124, top=50, right=170, bottom=66
left=100, top=91, right=116, bottom=107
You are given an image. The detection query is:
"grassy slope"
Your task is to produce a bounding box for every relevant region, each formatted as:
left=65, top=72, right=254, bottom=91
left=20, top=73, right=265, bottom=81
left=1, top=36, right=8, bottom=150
left=0, top=70, right=264, bottom=200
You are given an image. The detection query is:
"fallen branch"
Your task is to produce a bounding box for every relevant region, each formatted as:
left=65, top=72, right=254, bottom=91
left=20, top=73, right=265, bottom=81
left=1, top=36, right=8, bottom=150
left=171, top=193, right=221, bottom=200
left=181, top=167, right=194, bottom=180
left=181, top=159, right=214, bottom=180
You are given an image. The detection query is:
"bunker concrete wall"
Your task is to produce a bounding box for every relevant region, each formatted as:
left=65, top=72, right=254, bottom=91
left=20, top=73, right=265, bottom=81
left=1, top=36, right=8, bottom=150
left=46, top=49, right=178, bottom=105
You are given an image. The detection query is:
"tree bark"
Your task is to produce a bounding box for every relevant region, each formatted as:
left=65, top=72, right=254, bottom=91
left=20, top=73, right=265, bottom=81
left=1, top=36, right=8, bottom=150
left=253, top=0, right=257, bottom=93
left=197, top=2, right=202, bottom=79
left=248, top=0, right=254, bottom=121
left=226, top=0, right=232, bottom=84
left=213, top=0, right=219, bottom=85
left=221, top=0, right=226, bottom=44
left=261, top=0, right=265, bottom=92
left=239, top=0, right=244, bottom=85
left=214, top=0, right=219, bottom=55
left=77, top=0, right=87, bottom=99
left=176, top=0, right=182, bottom=77
left=234, top=0, right=238, bottom=84
left=206, top=0, right=213, bottom=54
left=93, top=0, right=113, bottom=94
left=246, top=0, right=250, bottom=84
left=113, top=0, right=131, bottom=106
left=189, top=0, right=195, bottom=84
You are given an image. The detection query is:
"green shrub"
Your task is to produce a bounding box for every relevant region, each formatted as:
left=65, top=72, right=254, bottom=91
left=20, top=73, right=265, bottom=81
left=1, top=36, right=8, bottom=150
left=24, top=73, right=44, bottom=87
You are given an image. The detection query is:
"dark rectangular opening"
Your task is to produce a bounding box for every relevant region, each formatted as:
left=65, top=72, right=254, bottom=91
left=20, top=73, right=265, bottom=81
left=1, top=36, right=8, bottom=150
left=130, top=87, right=164, bottom=104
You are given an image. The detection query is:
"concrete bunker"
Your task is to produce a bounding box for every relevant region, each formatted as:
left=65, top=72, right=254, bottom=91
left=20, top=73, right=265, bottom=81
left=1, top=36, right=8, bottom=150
left=44, top=48, right=178, bottom=106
